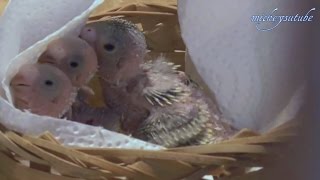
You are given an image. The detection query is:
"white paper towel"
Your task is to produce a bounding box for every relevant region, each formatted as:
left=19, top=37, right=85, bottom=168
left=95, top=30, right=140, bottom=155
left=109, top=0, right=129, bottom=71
left=178, top=0, right=308, bottom=131
left=0, top=0, right=92, bottom=94
left=0, top=0, right=163, bottom=150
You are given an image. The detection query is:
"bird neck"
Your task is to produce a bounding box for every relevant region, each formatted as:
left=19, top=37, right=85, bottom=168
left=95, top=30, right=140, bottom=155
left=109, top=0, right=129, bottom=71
left=120, top=64, right=144, bottom=84
left=99, top=66, right=146, bottom=89
left=126, top=71, right=149, bottom=92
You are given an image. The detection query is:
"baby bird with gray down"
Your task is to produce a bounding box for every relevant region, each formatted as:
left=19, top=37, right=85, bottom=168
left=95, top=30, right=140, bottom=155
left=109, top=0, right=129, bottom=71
left=79, top=18, right=236, bottom=147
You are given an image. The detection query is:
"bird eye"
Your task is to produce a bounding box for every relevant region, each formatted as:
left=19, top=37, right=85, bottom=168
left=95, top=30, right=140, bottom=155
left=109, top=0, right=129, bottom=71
left=104, top=43, right=115, bottom=52
left=44, top=80, right=54, bottom=86
left=70, top=61, right=79, bottom=68
left=83, top=27, right=93, bottom=33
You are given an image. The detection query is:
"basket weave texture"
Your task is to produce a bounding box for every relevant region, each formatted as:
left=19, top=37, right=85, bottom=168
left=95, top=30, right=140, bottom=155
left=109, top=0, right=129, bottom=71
left=0, top=2, right=297, bottom=180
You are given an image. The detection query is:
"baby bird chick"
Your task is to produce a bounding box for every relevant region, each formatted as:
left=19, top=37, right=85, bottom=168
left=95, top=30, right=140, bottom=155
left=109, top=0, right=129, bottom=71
left=10, top=64, right=75, bottom=117
left=38, top=36, right=101, bottom=121
left=37, top=37, right=121, bottom=130
left=38, top=36, right=98, bottom=88
left=80, top=18, right=235, bottom=147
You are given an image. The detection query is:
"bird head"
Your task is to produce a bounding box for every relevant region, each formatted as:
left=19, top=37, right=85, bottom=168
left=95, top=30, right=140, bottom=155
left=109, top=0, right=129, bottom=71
left=80, top=18, right=147, bottom=85
left=38, top=37, right=98, bottom=88
left=10, top=64, right=75, bottom=117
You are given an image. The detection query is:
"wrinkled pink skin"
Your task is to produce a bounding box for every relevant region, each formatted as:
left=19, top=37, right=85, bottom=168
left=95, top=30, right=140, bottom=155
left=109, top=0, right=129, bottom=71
left=65, top=87, right=122, bottom=130
left=10, top=64, right=74, bottom=118
left=70, top=100, right=123, bottom=132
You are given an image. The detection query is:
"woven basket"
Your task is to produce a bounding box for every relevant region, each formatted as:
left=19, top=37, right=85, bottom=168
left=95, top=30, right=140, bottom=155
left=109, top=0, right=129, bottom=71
left=0, top=2, right=299, bottom=180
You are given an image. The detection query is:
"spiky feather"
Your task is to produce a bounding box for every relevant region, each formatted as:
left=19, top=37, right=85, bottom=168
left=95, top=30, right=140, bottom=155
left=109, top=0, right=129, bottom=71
left=134, top=57, right=237, bottom=147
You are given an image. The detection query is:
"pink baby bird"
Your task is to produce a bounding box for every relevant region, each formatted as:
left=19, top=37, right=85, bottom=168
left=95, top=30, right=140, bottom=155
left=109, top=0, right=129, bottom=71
left=10, top=64, right=75, bottom=117
left=37, top=36, right=121, bottom=130
left=38, top=36, right=98, bottom=88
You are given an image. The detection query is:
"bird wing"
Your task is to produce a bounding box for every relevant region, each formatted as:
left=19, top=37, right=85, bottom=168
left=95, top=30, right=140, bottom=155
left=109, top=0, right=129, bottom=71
left=141, top=57, right=187, bottom=107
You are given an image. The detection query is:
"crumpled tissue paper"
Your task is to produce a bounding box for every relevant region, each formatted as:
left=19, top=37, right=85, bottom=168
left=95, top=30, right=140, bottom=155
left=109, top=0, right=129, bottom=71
left=178, top=0, right=307, bottom=131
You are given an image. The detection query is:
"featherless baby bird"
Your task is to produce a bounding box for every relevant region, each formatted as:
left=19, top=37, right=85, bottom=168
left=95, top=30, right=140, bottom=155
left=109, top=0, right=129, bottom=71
left=38, top=37, right=122, bottom=129
left=79, top=18, right=236, bottom=147
left=10, top=64, right=75, bottom=117
left=38, top=36, right=98, bottom=88
left=37, top=36, right=103, bottom=121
